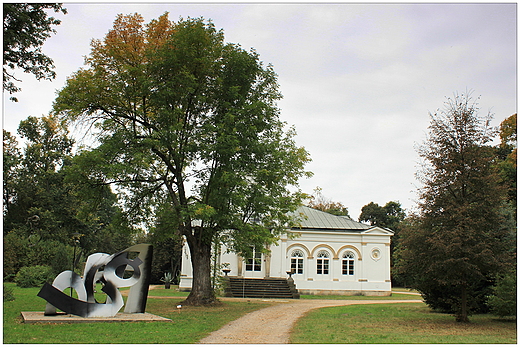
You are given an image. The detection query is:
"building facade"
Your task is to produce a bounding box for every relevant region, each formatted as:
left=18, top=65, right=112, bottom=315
left=179, top=206, right=393, bottom=296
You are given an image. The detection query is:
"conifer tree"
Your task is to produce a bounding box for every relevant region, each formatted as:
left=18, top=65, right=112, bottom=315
left=396, top=92, right=512, bottom=322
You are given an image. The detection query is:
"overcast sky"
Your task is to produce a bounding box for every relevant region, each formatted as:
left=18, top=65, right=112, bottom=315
left=3, top=2, right=517, bottom=219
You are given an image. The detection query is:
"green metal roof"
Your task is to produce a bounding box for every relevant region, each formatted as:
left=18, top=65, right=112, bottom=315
left=290, top=206, right=370, bottom=231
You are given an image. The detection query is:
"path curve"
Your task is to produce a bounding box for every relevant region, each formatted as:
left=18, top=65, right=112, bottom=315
left=198, top=298, right=423, bottom=344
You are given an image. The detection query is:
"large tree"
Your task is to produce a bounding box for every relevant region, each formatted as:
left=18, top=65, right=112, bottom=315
left=53, top=13, right=311, bottom=305
left=396, top=92, right=512, bottom=322
left=3, top=3, right=67, bottom=101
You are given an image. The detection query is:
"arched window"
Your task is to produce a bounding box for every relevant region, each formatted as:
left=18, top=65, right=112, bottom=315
left=316, top=250, right=330, bottom=275
left=342, top=251, right=355, bottom=275
left=290, top=250, right=304, bottom=274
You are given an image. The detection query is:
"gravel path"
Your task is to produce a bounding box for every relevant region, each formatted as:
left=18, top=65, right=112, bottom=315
left=198, top=298, right=423, bottom=344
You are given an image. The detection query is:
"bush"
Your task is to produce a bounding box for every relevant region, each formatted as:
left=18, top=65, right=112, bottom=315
left=14, top=265, right=55, bottom=288
left=488, top=270, right=516, bottom=318
left=3, top=284, right=15, bottom=302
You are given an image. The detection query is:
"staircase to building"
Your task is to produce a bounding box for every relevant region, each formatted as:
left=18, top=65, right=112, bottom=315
left=223, top=277, right=300, bottom=299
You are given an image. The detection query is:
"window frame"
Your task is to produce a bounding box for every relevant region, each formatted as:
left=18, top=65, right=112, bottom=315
left=316, top=250, right=330, bottom=275
left=342, top=250, right=355, bottom=276
left=245, top=248, right=262, bottom=272
left=290, top=249, right=304, bottom=274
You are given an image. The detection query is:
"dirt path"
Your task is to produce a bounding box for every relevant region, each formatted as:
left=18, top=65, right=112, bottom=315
left=198, top=298, right=423, bottom=344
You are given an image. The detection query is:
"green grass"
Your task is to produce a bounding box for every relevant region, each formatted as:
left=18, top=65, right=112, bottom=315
left=6, top=283, right=515, bottom=344
left=3, top=283, right=272, bottom=344
left=290, top=302, right=517, bottom=344
left=301, top=292, right=419, bottom=300
left=147, top=285, right=189, bottom=297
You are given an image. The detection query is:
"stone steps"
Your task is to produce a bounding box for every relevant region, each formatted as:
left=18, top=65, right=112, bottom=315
left=224, top=277, right=300, bottom=299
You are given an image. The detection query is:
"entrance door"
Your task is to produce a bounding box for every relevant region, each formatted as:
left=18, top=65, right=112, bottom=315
left=244, top=248, right=264, bottom=278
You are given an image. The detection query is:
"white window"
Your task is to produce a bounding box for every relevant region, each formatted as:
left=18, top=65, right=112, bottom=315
left=316, top=250, right=330, bottom=275
left=245, top=248, right=262, bottom=271
left=342, top=251, right=355, bottom=275
left=290, top=250, right=304, bottom=274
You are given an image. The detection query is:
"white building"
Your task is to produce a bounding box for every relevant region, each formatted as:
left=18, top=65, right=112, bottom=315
left=179, top=206, right=393, bottom=296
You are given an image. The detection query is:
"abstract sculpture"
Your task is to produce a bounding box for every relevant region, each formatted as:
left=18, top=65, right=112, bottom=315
left=37, top=244, right=153, bottom=318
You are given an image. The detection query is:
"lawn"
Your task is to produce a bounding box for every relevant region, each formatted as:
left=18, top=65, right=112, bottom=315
left=301, top=292, right=419, bottom=300
left=4, top=283, right=516, bottom=344
left=3, top=283, right=272, bottom=344
left=290, top=302, right=517, bottom=344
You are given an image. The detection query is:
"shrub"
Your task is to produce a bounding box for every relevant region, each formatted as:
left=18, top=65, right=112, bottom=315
left=3, top=284, right=15, bottom=302
left=488, top=270, right=517, bottom=318
left=14, top=265, right=55, bottom=288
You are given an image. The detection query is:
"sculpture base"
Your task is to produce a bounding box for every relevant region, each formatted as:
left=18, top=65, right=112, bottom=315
left=21, top=311, right=171, bottom=324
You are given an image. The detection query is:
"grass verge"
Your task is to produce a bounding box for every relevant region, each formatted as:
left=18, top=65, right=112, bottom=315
left=290, top=302, right=517, bottom=344
left=3, top=283, right=272, bottom=344
left=301, top=292, right=419, bottom=300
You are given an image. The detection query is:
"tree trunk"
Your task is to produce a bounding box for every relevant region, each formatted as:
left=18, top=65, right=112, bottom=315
left=182, top=236, right=217, bottom=306
left=456, top=285, right=470, bottom=323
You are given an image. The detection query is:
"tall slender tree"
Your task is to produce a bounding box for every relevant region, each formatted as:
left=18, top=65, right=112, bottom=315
left=53, top=13, right=311, bottom=305
left=396, top=92, right=512, bottom=322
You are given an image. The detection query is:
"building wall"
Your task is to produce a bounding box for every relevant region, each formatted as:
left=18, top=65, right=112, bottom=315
left=179, top=228, right=392, bottom=295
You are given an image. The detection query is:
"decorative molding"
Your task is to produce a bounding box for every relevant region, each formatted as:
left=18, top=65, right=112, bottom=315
left=286, top=243, right=311, bottom=257
left=337, top=245, right=363, bottom=261
left=358, top=279, right=368, bottom=282
left=310, top=244, right=335, bottom=258
left=370, top=248, right=382, bottom=261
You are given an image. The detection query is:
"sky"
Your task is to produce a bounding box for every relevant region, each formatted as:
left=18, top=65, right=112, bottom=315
left=3, top=2, right=517, bottom=220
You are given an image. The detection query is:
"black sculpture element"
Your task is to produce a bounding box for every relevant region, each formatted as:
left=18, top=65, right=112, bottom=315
left=37, top=244, right=153, bottom=318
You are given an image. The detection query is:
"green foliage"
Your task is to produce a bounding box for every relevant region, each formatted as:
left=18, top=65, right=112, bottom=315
left=396, top=92, right=513, bottom=322
left=3, top=115, right=139, bottom=277
left=3, top=130, right=20, bottom=214
left=14, top=265, right=55, bottom=288
left=359, top=201, right=405, bottom=229
left=53, top=13, right=311, bottom=305
left=4, top=229, right=73, bottom=276
left=147, top=209, right=183, bottom=284
left=3, top=3, right=67, bottom=101
left=160, top=272, right=174, bottom=284
left=3, top=284, right=15, bottom=302
left=487, top=270, right=517, bottom=318
left=495, top=113, right=517, bottom=216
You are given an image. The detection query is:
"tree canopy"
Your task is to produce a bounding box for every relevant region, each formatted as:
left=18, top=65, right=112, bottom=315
left=53, top=13, right=311, bottom=305
left=358, top=201, right=405, bottom=230
left=3, top=3, right=67, bottom=101
left=307, top=187, right=350, bottom=217
left=3, top=115, right=136, bottom=278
